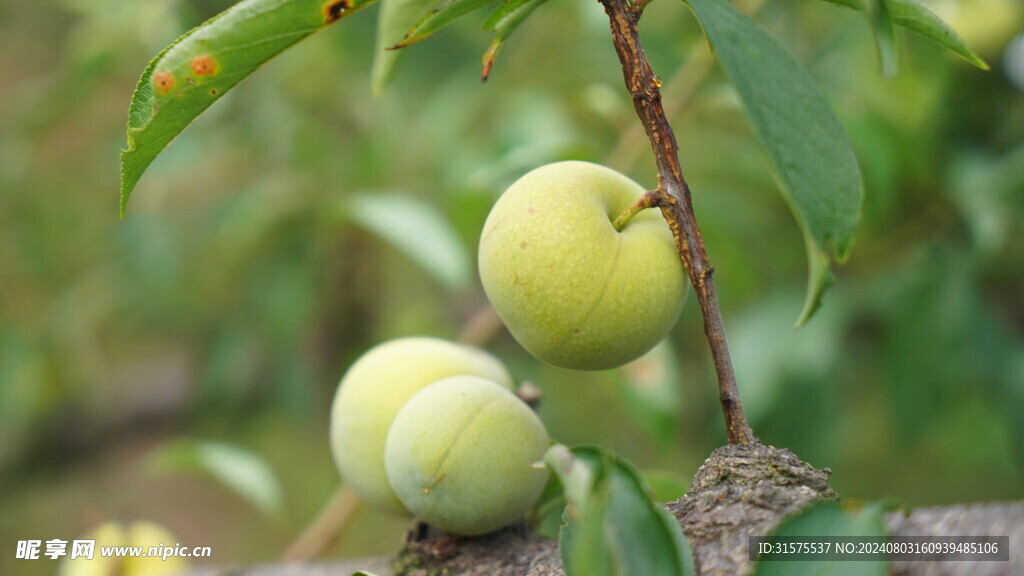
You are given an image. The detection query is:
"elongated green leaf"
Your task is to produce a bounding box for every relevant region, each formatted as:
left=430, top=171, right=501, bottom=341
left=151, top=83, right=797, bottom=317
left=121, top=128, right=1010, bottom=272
left=684, top=0, right=863, bottom=325
left=373, top=0, right=438, bottom=94
left=872, top=0, right=898, bottom=77
left=817, top=0, right=988, bottom=69
left=480, top=0, right=553, bottom=80
left=120, top=0, right=378, bottom=216
left=398, top=0, right=501, bottom=47
left=753, top=502, right=889, bottom=576
left=348, top=192, right=472, bottom=290
left=146, top=439, right=284, bottom=517
left=545, top=445, right=693, bottom=576
left=887, top=0, right=987, bottom=69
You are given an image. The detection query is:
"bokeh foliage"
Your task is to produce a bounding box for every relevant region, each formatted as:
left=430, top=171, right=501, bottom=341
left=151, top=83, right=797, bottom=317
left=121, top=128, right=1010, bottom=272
left=1, top=0, right=1022, bottom=574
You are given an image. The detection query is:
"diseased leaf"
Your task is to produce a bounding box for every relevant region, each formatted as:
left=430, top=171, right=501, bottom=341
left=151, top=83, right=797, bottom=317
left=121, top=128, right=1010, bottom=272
left=398, top=0, right=501, bottom=47
left=684, top=0, right=863, bottom=325
left=348, top=193, right=472, bottom=291
left=480, top=0, right=553, bottom=80
left=817, top=0, right=988, bottom=70
left=545, top=445, right=694, bottom=576
left=373, top=0, right=438, bottom=94
left=121, top=0, right=378, bottom=216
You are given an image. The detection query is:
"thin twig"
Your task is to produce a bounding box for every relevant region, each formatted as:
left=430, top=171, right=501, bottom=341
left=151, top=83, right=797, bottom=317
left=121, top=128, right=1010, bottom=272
left=279, top=484, right=362, bottom=563
left=606, top=0, right=766, bottom=173
left=598, top=0, right=755, bottom=445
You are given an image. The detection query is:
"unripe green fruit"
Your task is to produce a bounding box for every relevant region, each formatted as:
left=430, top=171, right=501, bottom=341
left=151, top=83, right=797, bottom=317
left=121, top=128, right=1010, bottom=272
left=330, top=337, right=514, bottom=515
left=385, top=375, right=550, bottom=536
left=479, top=161, right=686, bottom=370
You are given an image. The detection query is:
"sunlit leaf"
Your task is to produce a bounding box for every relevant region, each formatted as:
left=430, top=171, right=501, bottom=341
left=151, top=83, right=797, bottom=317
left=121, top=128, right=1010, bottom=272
left=121, top=0, right=378, bottom=216
left=684, top=0, right=863, bottom=325
left=146, top=439, right=284, bottom=517
left=480, top=0, right=553, bottom=80
left=817, top=0, right=988, bottom=70
left=545, top=445, right=694, bottom=576
left=348, top=193, right=472, bottom=291
left=752, top=502, right=889, bottom=576
left=373, top=0, right=438, bottom=94
left=398, top=0, right=501, bottom=47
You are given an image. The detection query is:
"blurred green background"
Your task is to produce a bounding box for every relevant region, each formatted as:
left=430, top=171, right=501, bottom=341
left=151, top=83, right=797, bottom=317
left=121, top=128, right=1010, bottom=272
left=1, top=0, right=1022, bottom=574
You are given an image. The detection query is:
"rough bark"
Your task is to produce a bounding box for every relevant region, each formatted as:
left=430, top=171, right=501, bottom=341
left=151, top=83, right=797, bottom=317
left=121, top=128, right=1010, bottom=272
left=182, top=444, right=1022, bottom=576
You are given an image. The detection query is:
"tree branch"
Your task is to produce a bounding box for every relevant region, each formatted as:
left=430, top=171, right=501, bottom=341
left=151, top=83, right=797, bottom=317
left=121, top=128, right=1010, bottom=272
left=598, top=0, right=754, bottom=445
left=181, top=443, right=1023, bottom=575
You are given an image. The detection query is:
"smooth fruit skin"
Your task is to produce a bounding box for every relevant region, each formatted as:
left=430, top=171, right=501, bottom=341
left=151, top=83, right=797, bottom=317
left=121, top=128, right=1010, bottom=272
left=330, top=337, right=513, bottom=515
left=479, top=161, right=686, bottom=370
left=385, top=376, right=550, bottom=536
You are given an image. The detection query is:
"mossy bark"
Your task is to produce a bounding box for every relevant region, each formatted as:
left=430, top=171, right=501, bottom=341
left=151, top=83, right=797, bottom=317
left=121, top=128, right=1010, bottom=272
left=179, top=444, right=1024, bottom=576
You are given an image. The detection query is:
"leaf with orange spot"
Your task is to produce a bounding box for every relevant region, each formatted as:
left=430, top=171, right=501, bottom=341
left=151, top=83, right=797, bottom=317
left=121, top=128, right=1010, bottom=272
left=120, top=0, right=379, bottom=217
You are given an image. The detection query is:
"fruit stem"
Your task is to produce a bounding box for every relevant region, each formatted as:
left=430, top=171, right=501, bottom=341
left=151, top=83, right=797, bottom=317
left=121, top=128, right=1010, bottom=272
left=598, top=0, right=756, bottom=446
left=612, top=190, right=658, bottom=232
left=280, top=483, right=362, bottom=562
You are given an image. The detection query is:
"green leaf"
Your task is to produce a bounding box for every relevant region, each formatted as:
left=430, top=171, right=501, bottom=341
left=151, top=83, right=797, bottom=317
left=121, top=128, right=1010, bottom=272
left=146, top=439, right=284, bottom=517
left=398, top=0, right=501, bottom=47
left=684, top=0, right=863, bottom=326
left=347, top=193, right=472, bottom=291
left=528, top=474, right=568, bottom=540
left=752, top=502, right=890, bottom=576
left=120, top=0, right=378, bottom=217
left=872, top=0, right=898, bottom=77
left=817, top=0, right=988, bottom=70
left=350, top=572, right=384, bottom=576
left=545, top=445, right=694, bottom=576
left=480, top=0, right=553, bottom=80
left=373, top=0, right=438, bottom=94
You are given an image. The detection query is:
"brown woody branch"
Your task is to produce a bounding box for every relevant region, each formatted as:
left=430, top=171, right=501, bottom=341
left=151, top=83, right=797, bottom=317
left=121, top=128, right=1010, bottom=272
left=181, top=443, right=1023, bottom=575
left=598, top=0, right=754, bottom=445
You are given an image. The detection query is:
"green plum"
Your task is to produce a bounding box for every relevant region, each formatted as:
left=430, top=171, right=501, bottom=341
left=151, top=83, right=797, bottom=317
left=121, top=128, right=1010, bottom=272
left=329, top=337, right=513, bottom=515
left=479, top=161, right=686, bottom=370
left=385, top=375, right=549, bottom=536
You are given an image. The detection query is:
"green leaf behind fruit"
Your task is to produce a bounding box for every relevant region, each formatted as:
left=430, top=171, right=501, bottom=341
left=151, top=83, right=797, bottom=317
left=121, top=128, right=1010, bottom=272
left=347, top=192, right=472, bottom=291
left=684, top=0, right=863, bottom=325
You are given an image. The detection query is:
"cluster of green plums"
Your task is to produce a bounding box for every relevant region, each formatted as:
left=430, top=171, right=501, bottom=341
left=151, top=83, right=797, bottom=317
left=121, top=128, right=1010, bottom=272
left=329, top=161, right=686, bottom=536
